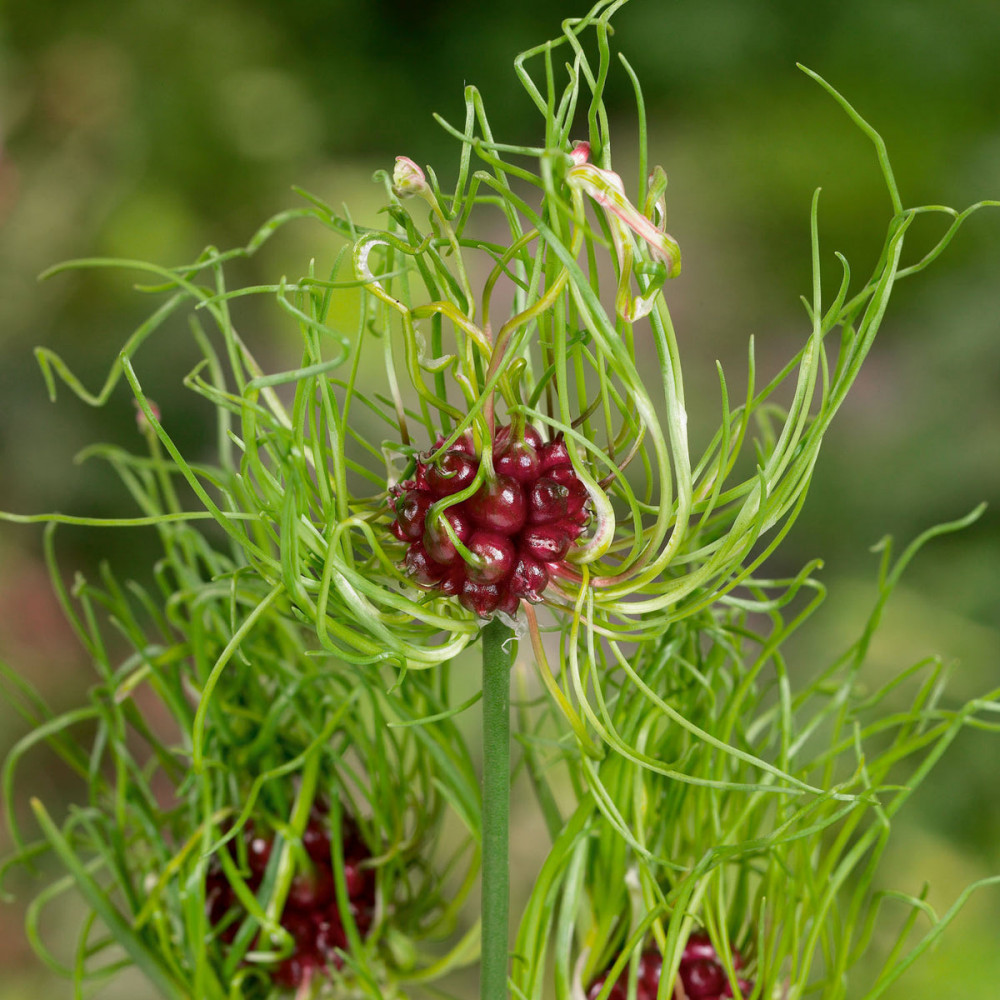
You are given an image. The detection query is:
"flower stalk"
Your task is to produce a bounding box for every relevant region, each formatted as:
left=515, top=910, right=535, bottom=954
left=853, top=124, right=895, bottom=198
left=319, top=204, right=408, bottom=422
left=481, top=618, right=515, bottom=1000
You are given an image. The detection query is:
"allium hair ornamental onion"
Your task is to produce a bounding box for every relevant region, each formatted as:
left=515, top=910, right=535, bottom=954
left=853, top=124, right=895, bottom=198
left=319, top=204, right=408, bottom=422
left=3, top=4, right=999, bottom=1000
left=587, top=933, right=752, bottom=1000
left=206, top=805, right=375, bottom=991
left=389, top=424, right=589, bottom=617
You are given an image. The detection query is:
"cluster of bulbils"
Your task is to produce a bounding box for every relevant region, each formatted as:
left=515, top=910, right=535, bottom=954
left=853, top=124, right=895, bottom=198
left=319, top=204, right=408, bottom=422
left=205, top=806, right=374, bottom=989
left=389, top=423, right=590, bottom=616
left=587, top=932, right=753, bottom=1000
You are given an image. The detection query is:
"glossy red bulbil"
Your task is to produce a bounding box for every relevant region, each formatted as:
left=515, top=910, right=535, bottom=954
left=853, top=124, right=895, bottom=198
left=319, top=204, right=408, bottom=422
left=423, top=506, right=472, bottom=566
left=538, top=437, right=571, bottom=472
left=206, top=806, right=375, bottom=991
left=393, top=489, right=434, bottom=541
left=466, top=531, right=517, bottom=584
left=459, top=577, right=504, bottom=617
left=404, top=543, right=446, bottom=586
left=521, top=523, right=573, bottom=562
left=425, top=449, right=478, bottom=495
left=465, top=475, right=527, bottom=534
left=587, top=932, right=752, bottom=1000
left=493, top=428, right=542, bottom=484
left=389, top=425, right=590, bottom=616
left=509, top=554, right=549, bottom=601
left=494, top=422, right=543, bottom=451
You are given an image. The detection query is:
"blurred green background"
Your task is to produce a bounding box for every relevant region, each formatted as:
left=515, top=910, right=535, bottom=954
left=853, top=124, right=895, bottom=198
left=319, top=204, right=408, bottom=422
left=1, top=1, right=998, bottom=996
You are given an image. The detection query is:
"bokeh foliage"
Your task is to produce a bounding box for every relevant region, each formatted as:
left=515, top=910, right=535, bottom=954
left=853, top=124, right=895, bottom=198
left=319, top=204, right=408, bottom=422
left=1, top=1, right=998, bottom=997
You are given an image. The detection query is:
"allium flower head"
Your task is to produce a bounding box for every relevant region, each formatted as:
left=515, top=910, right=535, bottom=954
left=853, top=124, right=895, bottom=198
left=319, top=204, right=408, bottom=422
left=587, top=934, right=752, bottom=1000
left=206, top=806, right=375, bottom=990
left=389, top=423, right=590, bottom=618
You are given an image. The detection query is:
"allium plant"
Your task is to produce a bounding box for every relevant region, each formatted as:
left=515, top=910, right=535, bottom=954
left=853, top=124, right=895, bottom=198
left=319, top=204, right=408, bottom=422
left=2, top=2, right=999, bottom=999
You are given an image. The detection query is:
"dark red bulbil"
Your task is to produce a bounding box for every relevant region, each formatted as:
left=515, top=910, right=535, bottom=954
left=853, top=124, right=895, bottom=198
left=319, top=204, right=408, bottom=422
left=389, top=426, right=590, bottom=616
left=206, top=806, right=375, bottom=991
left=404, top=543, right=446, bottom=586
left=527, top=477, right=586, bottom=525
left=465, top=475, right=527, bottom=534
left=424, top=449, right=478, bottom=495
left=466, top=531, right=517, bottom=584
left=493, top=427, right=542, bottom=484
left=392, top=489, right=434, bottom=541
left=521, top=523, right=574, bottom=562
left=494, top=422, right=542, bottom=452
left=587, top=932, right=752, bottom=1000
left=423, top=506, right=472, bottom=566
left=459, top=577, right=504, bottom=617
left=682, top=958, right=725, bottom=998
left=509, top=554, right=549, bottom=601
left=538, top=436, right=571, bottom=472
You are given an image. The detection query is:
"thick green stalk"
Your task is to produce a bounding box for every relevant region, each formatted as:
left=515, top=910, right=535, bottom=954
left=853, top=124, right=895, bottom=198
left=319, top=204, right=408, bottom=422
left=481, top=617, right=515, bottom=1000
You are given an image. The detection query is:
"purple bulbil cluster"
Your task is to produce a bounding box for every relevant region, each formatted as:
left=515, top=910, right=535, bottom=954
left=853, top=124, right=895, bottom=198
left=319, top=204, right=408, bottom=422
left=205, top=808, right=374, bottom=990
left=389, top=424, right=589, bottom=616
left=587, top=932, right=753, bottom=1000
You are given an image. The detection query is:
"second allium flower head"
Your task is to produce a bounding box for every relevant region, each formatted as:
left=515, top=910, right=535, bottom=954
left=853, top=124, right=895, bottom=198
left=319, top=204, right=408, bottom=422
left=587, top=932, right=752, bottom=1000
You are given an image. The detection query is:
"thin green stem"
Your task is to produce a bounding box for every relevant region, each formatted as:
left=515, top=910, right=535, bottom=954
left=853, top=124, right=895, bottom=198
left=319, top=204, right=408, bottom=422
left=481, top=617, right=515, bottom=1000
